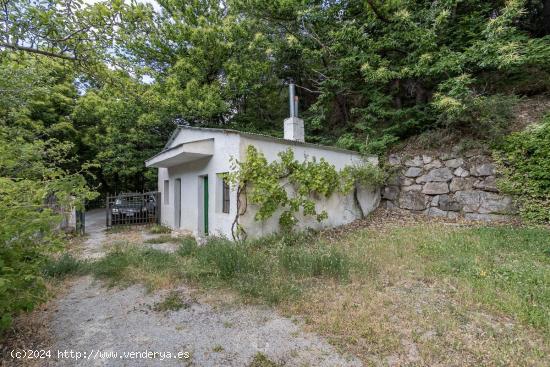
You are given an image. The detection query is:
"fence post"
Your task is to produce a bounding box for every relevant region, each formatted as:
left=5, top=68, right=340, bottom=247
left=105, top=194, right=109, bottom=228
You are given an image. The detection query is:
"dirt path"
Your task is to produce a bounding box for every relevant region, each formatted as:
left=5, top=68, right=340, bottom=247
left=46, top=213, right=361, bottom=366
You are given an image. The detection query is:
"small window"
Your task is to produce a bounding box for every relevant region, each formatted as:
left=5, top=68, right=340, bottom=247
left=222, top=177, right=230, bottom=214
left=164, top=180, right=170, bottom=205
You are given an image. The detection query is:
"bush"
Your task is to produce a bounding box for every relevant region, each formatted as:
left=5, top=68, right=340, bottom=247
left=495, top=114, right=550, bottom=223
left=43, top=253, right=84, bottom=278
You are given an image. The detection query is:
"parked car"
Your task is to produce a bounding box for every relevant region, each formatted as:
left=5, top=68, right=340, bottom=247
left=110, top=193, right=157, bottom=224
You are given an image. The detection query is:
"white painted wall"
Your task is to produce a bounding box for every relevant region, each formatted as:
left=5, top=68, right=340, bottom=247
left=154, top=128, right=380, bottom=239
left=157, top=129, right=240, bottom=238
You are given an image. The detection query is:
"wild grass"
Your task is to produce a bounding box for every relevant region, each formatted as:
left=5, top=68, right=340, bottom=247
left=74, top=232, right=349, bottom=304
left=42, top=253, right=84, bottom=278
left=153, top=291, right=188, bottom=312
left=282, top=223, right=550, bottom=366
left=143, top=234, right=179, bottom=244
left=44, top=222, right=550, bottom=365
left=247, top=352, right=281, bottom=367
left=148, top=224, right=171, bottom=234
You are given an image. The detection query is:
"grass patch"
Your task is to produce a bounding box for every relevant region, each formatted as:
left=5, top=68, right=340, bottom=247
left=417, top=226, right=550, bottom=333
left=143, top=235, right=179, bottom=244
left=148, top=224, right=171, bottom=234
left=42, top=253, right=84, bottom=278
left=248, top=352, right=281, bottom=367
left=87, top=246, right=184, bottom=290
left=212, top=344, right=224, bottom=352
left=282, top=223, right=550, bottom=366
left=84, top=232, right=349, bottom=304
left=153, top=291, right=188, bottom=312
left=178, top=236, right=198, bottom=256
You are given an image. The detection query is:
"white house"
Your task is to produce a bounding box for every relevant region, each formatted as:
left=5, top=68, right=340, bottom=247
left=145, top=86, right=380, bottom=238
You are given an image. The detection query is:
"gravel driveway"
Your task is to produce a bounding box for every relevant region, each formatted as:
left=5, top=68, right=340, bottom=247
left=46, top=212, right=361, bottom=366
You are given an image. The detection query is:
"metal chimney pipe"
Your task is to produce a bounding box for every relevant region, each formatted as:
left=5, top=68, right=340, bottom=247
left=294, top=95, right=299, bottom=118
left=289, top=83, right=296, bottom=117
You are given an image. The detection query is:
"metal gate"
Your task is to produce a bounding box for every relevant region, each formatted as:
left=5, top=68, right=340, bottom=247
left=106, top=192, right=161, bottom=227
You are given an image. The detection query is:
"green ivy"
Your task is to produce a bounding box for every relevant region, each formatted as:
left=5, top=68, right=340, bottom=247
left=494, top=114, right=550, bottom=223
left=228, top=145, right=386, bottom=238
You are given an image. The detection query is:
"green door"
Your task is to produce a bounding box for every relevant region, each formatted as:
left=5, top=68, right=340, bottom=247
left=203, top=176, right=209, bottom=235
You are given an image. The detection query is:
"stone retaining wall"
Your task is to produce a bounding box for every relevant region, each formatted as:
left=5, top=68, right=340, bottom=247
left=382, top=151, right=516, bottom=221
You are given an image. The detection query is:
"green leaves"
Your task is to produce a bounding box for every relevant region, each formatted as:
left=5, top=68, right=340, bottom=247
left=495, top=113, right=550, bottom=223
left=228, top=145, right=385, bottom=233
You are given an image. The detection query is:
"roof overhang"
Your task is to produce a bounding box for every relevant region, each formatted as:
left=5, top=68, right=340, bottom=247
left=145, top=138, right=214, bottom=168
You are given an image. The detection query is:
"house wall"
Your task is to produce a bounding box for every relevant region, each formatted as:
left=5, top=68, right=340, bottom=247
left=238, top=136, right=380, bottom=238
left=155, top=128, right=381, bottom=239
left=157, top=129, right=240, bottom=238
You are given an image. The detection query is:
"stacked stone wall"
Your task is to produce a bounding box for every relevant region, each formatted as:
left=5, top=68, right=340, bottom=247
left=382, top=151, right=515, bottom=221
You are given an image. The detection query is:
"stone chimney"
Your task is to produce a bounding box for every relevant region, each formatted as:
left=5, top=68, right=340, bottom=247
left=284, top=83, right=305, bottom=142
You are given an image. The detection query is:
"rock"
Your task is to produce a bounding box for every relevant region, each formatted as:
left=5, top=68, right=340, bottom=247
left=404, top=167, right=423, bottom=178
left=422, top=182, right=449, bottom=195
left=438, top=194, right=462, bottom=211
left=425, top=207, right=448, bottom=217
left=404, top=156, right=423, bottom=167
left=431, top=195, right=440, bottom=207
left=422, top=155, right=433, bottom=164
left=440, top=151, right=457, bottom=160
left=385, top=200, right=398, bottom=209
left=445, top=158, right=464, bottom=168
left=472, top=163, right=495, bottom=176
left=416, top=175, right=427, bottom=184
left=464, top=149, right=481, bottom=158
left=478, top=192, right=514, bottom=214
left=402, top=184, right=422, bottom=192
left=455, top=191, right=481, bottom=212
left=388, top=154, right=401, bottom=166
left=447, top=211, right=460, bottom=219
left=400, top=178, right=416, bottom=186
left=465, top=213, right=512, bottom=222
left=453, top=167, right=469, bottom=177
left=382, top=186, right=399, bottom=200
left=424, top=167, right=453, bottom=182
left=473, top=176, right=498, bottom=192
left=450, top=177, right=475, bottom=192
left=399, top=191, right=428, bottom=211
left=387, top=174, right=400, bottom=186
left=424, top=160, right=442, bottom=170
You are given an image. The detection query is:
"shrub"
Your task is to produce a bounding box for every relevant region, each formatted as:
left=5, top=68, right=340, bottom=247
left=495, top=114, right=550, bottom=223
left=43, top=253, right=84, bottom=278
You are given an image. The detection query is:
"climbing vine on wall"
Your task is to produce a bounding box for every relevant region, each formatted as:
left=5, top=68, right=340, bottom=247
left=227, top=145, right=386, bottom=239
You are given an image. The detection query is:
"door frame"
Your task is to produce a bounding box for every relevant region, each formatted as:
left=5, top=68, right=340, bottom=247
left=174, top=178, right=181, bottom=228
left=203, top=175, right=209, bottom=235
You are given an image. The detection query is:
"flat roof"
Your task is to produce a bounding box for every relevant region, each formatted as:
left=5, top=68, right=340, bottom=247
left=162, top=125, right=363, bottom=156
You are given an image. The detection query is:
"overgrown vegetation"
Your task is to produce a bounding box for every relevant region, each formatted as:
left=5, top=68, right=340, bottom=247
left=248, top=352, right=281, bottom=367
left=45, top=223, right=550, bottom=364
left=228, top=145, right=386, bottom=238
left=148, top=225, right=172, bottom=235
left=495, top=113, right=550, bottom=223
left=143, top=235, right=178, bottom=244
left=3, top=0, right=550, bottom=337
left=282, top=223, right=550, bottom=365
left=153, top=291, right=188, bottom=312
